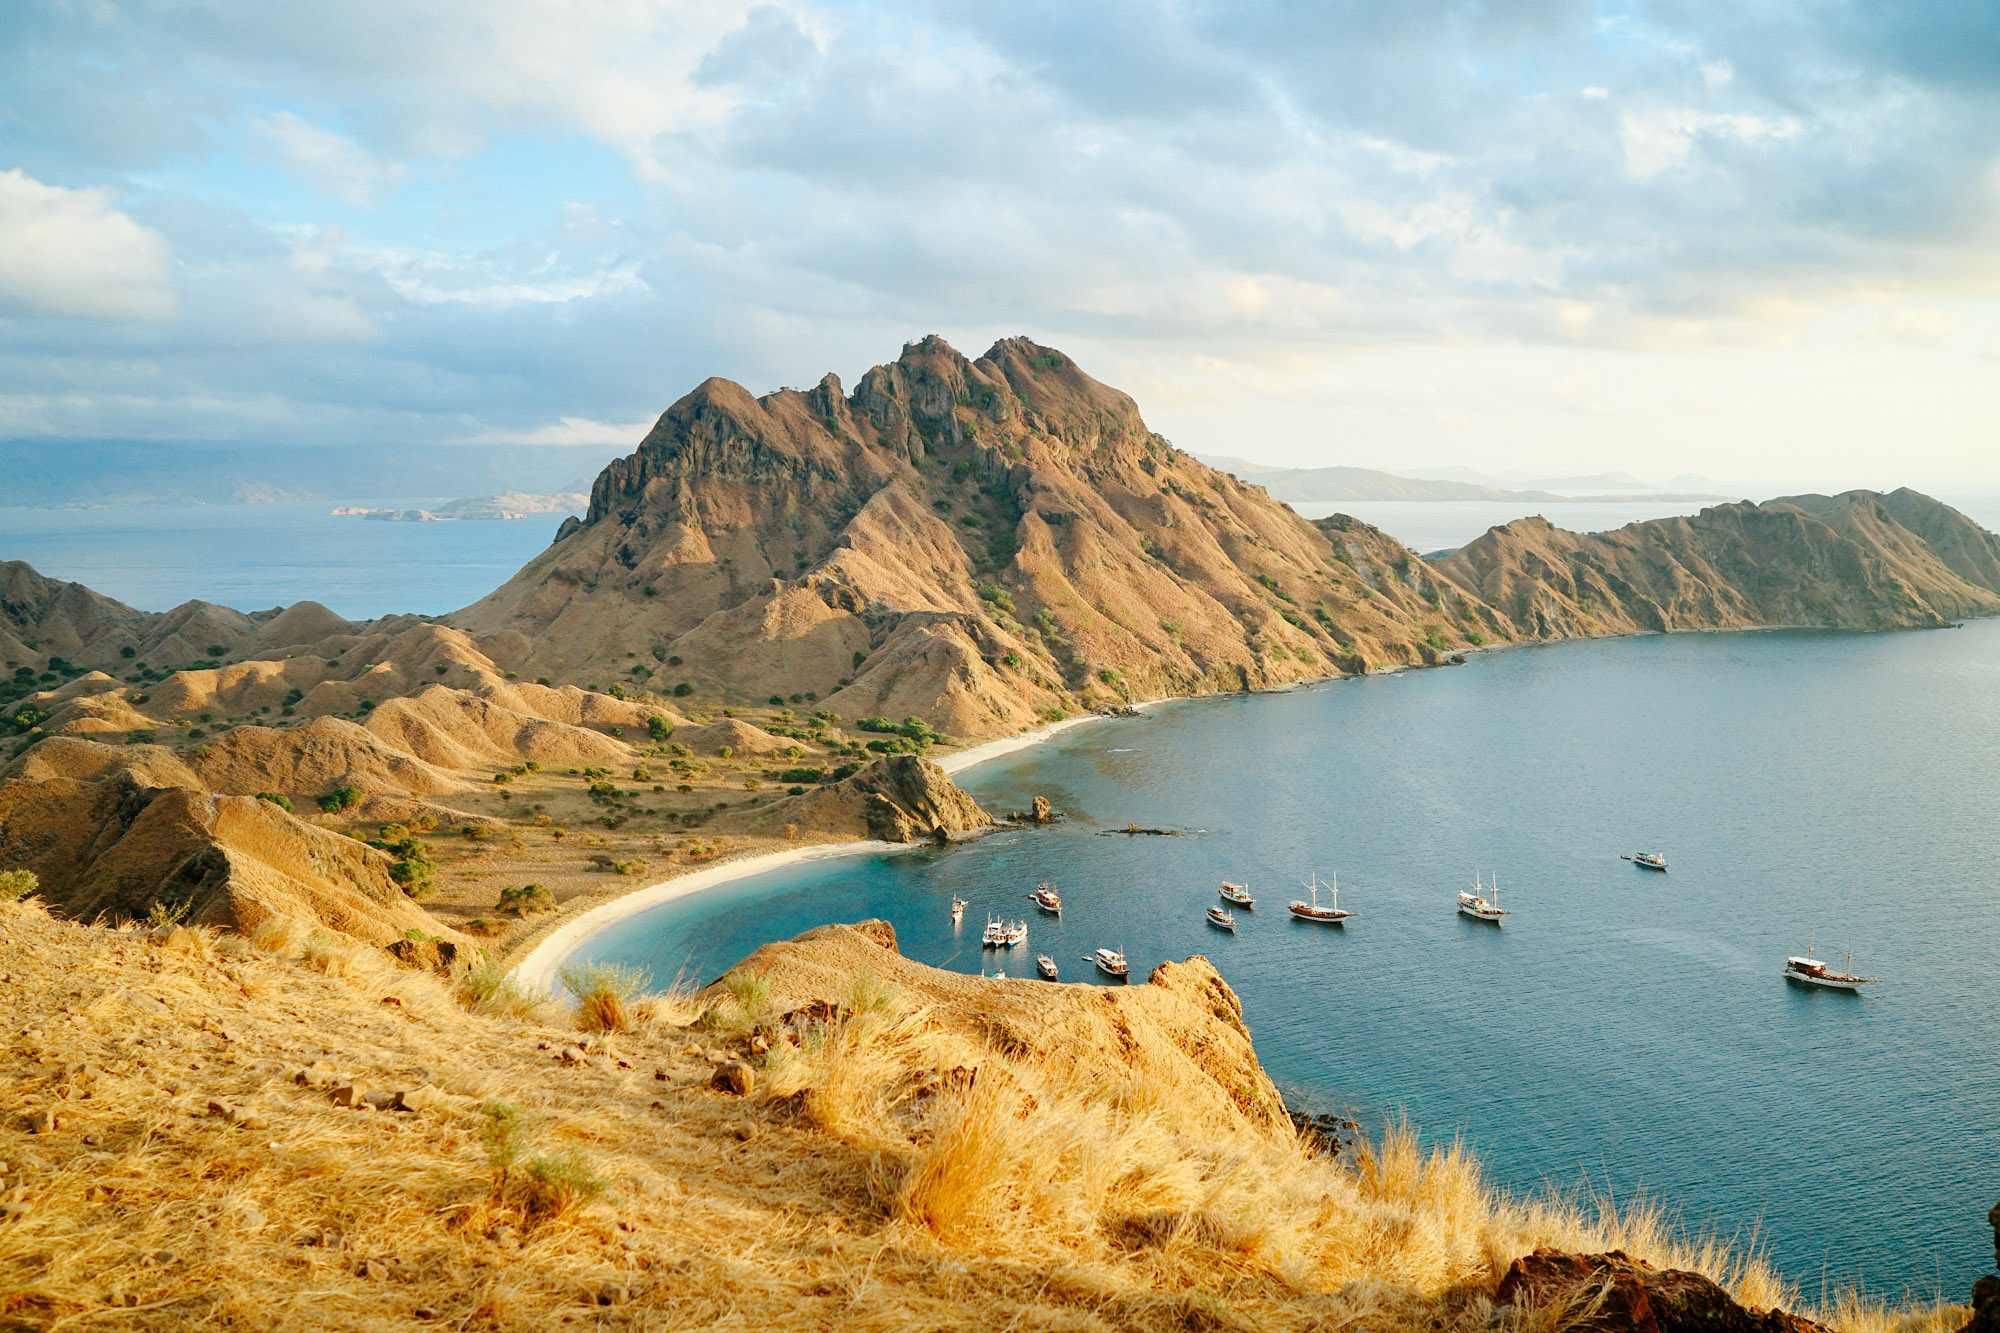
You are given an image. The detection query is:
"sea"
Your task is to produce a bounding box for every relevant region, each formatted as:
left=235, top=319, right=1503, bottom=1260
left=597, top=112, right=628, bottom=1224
left=574, top=622, right=2000, bottom=1300
left=7, top=494, right=1999, bottom=1296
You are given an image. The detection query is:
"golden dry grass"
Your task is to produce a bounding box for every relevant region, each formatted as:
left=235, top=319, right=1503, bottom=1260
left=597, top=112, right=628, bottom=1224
left=0, top=897, right=1972, bottom=1332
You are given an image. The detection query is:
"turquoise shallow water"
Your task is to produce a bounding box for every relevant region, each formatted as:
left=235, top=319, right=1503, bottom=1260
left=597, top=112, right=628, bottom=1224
left=576, top=621, right=2000, bottom=1299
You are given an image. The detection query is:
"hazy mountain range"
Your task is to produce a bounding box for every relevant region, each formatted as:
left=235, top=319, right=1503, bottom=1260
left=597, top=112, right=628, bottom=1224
left=1196, top=455, right=1731, bottom=504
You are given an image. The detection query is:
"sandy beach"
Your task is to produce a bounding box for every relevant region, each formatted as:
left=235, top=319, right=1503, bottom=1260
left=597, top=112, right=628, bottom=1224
left=512, top=708, right=1119, bottom=991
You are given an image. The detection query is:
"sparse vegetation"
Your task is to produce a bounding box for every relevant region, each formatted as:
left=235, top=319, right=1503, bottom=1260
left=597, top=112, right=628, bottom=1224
left=316, top=786, right=362, bottom=813
left=559, top=960, right=649, bottom=1032
left=0, top=868, right=39, bottom=901
left=496, top=882, right=556, bottom=915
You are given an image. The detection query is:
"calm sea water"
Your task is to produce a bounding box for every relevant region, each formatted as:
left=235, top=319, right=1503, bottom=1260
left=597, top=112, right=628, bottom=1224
left=576, top=621, right=2000, bottom=1299
left=0, top=501, right=573, bottom=618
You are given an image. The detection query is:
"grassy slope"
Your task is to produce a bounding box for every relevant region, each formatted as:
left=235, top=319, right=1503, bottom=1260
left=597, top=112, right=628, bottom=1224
left=0, top=897, right=1966, bottom=1332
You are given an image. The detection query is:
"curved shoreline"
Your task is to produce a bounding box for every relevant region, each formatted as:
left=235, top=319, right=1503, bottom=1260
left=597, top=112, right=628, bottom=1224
left=510, top=708, right=1118, bottom=992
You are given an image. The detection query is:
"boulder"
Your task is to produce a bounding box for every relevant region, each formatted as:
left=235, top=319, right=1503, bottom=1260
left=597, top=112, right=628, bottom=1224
left=1493, top=1249, right=1832, bottom=1333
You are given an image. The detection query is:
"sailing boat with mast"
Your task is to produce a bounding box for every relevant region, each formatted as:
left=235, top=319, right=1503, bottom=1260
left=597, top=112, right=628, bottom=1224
left=1288, top=871, right=1356, bottom=925
left=1457, top=872, right=1509, bottom=923
left=1782, top=934, right=1878, bottom=992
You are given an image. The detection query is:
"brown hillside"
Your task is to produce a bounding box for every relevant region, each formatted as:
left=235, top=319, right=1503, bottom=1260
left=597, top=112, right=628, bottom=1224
left=452, top=336, right=1484, bottom=737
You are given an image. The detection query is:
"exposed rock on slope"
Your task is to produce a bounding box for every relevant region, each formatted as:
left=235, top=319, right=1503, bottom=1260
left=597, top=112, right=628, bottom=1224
left=0, top=773, right=459, bottom=946
left=697, top=919, right=1286, bottom=1129
left=1494, top=1249, right=1832, bottom=1333
left=453, top=336, right=1486, bottom=736
left=721, top=755, right=994, bottom=842
left=1430, top=491, right=2000, bottom=639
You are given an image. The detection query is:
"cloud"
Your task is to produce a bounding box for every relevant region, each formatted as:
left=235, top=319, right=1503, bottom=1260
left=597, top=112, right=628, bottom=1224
left=464, top=415, right=656, bottom=445
left=0, top=169, right=177, bottom=320
left=251, top=111, right=405, bottom=206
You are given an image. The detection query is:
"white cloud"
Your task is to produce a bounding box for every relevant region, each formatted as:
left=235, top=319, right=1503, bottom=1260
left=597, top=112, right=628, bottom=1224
left=465, top=415, right=655, bottom=445
left=0, top=169, right=177, bottom=320
left=251, top=111, right=405, bottom=206
left=1618, top=108, right=1803, bottom=178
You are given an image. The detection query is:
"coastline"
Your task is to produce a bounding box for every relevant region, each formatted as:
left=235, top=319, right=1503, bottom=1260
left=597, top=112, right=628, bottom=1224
left=511, top=708, right=1123, bottom=991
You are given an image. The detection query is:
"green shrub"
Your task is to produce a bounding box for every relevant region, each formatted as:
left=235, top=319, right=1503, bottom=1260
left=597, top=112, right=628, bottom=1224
left=496, top=883, right=556, bottom=916
left=0, top=869, right=39, bottom=902
left=256, top=791, right=293, bottom=812
left=519, top=1148, right=609, bottom=1216
left=316, top=787, right=362, bottom=814
left=559, top=961, right=650, bottom=1032
left=779, top=767, right=825, bottom=784
left=647, top=715, right=673, bottom=742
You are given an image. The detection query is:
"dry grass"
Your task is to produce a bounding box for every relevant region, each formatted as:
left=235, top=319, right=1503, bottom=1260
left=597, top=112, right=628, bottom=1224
left=0, top=897, right=1971, bottom=1332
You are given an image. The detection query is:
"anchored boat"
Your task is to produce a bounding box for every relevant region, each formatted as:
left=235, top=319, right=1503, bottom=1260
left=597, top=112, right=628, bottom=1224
left=982, top=916, right=1028, bottom=949
left=950, top=895, right=967, bottom=924
left=1036, top=954, right=1059, bottom=980
left=1028, top=883, right=1063, bottom=913
left=1624, top=852, right=1668, bottom=871
left=1288, top=871, right=1356, bottom=925
left=1090, top=947, right=1129, bottom=979
left=1219, top=881, right=1254, bottom=908
left=1205, top=905, right=1237, bottom=931
left=1457, top=872, right=1509, bottom=922
left=1783, top=938, right=1877, bottom=992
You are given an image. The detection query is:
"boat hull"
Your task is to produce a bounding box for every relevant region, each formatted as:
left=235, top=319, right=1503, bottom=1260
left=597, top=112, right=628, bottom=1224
left=1457, top=904, right=1506, bottom=922
left=1288, top=907, right=1353, bottom=925
left=1205, top=914, right=1235, bottom=931
left=1783, top=966, right=1866, bottom=992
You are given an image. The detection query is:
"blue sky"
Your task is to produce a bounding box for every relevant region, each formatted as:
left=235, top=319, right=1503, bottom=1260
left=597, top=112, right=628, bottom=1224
left=3, top=1, right=1998, bottom=489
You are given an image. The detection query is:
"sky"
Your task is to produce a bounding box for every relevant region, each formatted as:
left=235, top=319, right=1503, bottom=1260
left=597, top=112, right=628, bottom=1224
left=3, top=1, right=1998, bottom=492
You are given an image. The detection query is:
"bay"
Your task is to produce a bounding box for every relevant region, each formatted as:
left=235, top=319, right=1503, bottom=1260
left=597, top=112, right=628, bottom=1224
left=574, top=619, right=2000, bottom=1299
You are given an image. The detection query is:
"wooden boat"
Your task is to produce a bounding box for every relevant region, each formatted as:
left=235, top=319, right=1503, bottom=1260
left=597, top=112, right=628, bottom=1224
left=1456, top=872, right=1509, bottom=923
left=1783, top=937, right=1876, bottom=992
left=982, top=916, right=1027, bottom=948
left=1624, top=852, right=1668, bottom=871
left=1089, top=947, right=1129, bottom=979
left=1036, top=954, right=1059, bottom=980
left=1205, top=906, right=1237, bottom=931
left=1028, top=883, right=1063, bottom=913
left=1288, top=871, right=1356, bottom=925
left=1219, top=881, right=1254, bottom=908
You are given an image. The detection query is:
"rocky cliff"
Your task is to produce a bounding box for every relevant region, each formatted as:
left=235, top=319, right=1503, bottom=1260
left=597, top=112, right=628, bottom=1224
left=450, top=336, right=1488, bottom=736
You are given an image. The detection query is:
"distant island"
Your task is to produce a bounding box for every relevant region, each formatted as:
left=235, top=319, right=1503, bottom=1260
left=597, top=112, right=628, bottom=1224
left=1197, top=454, right=1732, bottom=505
left=331, top=492, right=588, bottom=522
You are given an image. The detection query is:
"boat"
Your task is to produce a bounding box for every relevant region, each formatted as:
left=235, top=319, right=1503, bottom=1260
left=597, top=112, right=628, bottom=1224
left=1205, top=906, right=1237, bottom=931
left=1624, top=852, right=1668, bottom=871
left=1457, top=872, right=1510, bottom=922
left=950, top=895, right=967, bottom=924
left=981, top=916, right=1027, bottom=949
left=1028, top=883, right=1063, bottom=913
left=1089, top=947, right=1129, bottom=979
left=1783, top=937, right=1877, bottom=992
left=1219, top=881, right=1254, bottom=908
left=1036, top=953, right=1059, bottom=980
left=1288, top=871, right=1356, bottom=925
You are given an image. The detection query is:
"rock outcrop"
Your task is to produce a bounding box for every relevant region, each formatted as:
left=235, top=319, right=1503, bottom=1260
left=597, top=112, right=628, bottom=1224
left=1494, top=1249, right=1833, bottom=1333
left=720, top=754, right=994, bottom=842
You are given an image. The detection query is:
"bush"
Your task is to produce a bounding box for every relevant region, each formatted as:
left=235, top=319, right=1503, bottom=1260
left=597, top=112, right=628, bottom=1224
left=317, top=787, right=362, bottom=813
left=647, top=715, right=673, bottom=742
left=560, top=960, right=650, bottom=1032
left=0, top=869, right=39, bottom=902
left=787, top=785, right=806, bottom=795
left=768, top=695, right=785, bottom=706
left=206, top=643, right=226, bottom=657
left=519, top=1148, right=609, bottom=1216
left=830, top=762, right=861, bottom=780
left=458, top=960, right=541, bottom=1017
left=497, top=882, right=556, bottom=916
left=255, top=791, right=293, bottom=812
left=779, top=766, right=825, bottom=784
left=673, top=682, right=692, bottom=697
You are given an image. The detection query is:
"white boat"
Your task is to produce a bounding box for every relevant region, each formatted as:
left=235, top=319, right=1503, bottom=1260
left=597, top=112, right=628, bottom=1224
left=1205, top=906, right=1237, bottom=931
left=981, top=917, right=1027, bottom=949
left=1090, top=947, right=1129, bottom=979
left=951, top=895, right=967, bottom=924
left=1457, top=872, right=1509, bottom=922
left=1219, top=881, right=1254, bottom=908
left=1783, top=937, right=1877, bottom=992
left=1288, top=871, right=1356, bottom=925
left=1625, top=851, right=1668, bottom=871
left=1028, top=883, right=1063, bottom=913
left=1036, top=954, right=1059, bottom=980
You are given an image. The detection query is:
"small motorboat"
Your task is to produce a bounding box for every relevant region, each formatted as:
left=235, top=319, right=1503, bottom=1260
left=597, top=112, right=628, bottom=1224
left=1036, top=953, right=1059, bottom=980
left=1288, top=871, right=1356, bottom=925
left=1457, top=872, right=1509, bottom=923
left=1783, top=937, right=1877, bottom=992
left=1028, top=883, right=1063, bottom=913
left=951, top=895, right=967, bottom=924
left=1089, top=947, right=1129, bottom=979
left=1219, top=881, right=1254, bottom=908
left=1624, top=852, right=1668, bottom=871
left=1205, top=906, right=1237, bottom=931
